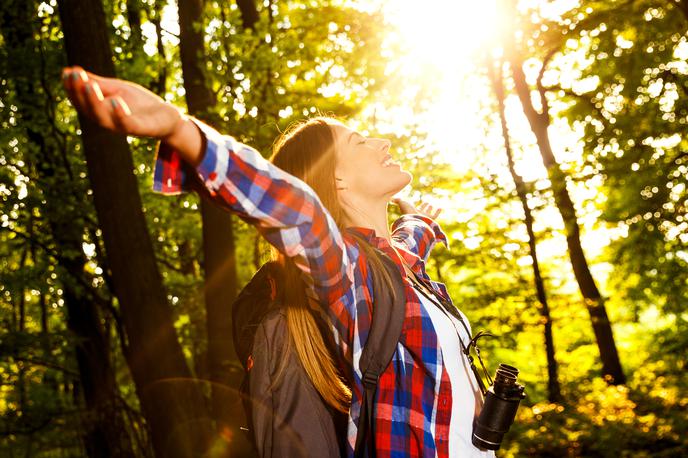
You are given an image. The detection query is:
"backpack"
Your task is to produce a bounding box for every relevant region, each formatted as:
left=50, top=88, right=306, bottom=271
left=232, top=245, right=406, bottom=458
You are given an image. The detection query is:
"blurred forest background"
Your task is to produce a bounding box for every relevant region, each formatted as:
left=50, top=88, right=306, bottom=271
left=1, top=0, right=686, bottom=456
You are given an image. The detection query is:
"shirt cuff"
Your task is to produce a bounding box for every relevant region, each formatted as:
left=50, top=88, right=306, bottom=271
left=152, top=117, right=221, bottom=197
left=391, top=214, right=449, bottom=248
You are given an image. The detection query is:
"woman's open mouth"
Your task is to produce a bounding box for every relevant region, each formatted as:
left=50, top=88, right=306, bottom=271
left=381, top=154, right=399, bottom=167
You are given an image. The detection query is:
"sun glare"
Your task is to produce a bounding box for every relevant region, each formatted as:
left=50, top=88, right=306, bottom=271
left=381, top=0, right=501, bottom=171
left=378, top=0, right=616, bottom=263
left=381, top=1, right=581, bottom=186
left=387, top=0, right=498, bottom=71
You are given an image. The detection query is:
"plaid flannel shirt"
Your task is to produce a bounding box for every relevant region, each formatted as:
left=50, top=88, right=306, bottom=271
left=153, top=118, right=457, bottom=457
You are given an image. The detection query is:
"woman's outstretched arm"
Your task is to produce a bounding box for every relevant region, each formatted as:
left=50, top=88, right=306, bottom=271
left=62, top=66, right=203, bottom=166
left=62, top=66, right=357, bottom=311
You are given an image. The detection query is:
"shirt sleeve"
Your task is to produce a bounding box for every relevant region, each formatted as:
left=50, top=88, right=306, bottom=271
left=153, top=118, right=209, bottom=196
left=151, top=117, right=357, bottom=308
left=390, top=214, right=449, bottom=263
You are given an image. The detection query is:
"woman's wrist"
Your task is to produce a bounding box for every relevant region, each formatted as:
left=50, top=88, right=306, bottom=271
left=161, top=113, right=204, bottom=167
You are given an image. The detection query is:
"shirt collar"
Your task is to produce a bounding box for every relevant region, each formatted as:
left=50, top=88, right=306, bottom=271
left=345, top=226, right=425, bottom=274
left=345, top=226, right=379, bottom=243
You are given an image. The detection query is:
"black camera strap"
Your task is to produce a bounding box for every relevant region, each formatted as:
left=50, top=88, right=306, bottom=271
left=405, top=269, right=493, bottom=396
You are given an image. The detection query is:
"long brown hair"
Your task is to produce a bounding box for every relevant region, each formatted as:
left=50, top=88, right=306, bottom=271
left=269, top=117, right=396, bottom=413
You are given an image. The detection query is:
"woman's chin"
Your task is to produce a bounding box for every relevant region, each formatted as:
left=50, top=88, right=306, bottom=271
left=389, top=170, right=413, bottom=194
left=363, top=169, right=413, bottom=199
left=399, top=169, right=413, bottom=187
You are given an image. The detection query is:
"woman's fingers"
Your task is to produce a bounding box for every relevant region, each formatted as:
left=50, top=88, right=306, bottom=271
left=62, top=65, right=180, bottom=139
left=83, top=71, right=126, bottom=98
left=63, top=67, right=92, bottom=117
left=416, top=200, right=442, bottom=219
left=392, top=196, right=443, bottom=219
left=109, top=96, right=134, bottom=132
left=82, top=80, right=115, bottom=129
left=391, top=197, right=416, bottom=214
left=393, top=197, right=442, bottom=219
left=62, top=66, right=135, bottom=134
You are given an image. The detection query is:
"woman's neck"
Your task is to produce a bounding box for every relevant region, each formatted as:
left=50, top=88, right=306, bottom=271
left=342, top=196, right=391, bottom=241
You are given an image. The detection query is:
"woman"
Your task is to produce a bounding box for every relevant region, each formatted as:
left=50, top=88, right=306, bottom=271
left=62, top=66, right=494, bottom=458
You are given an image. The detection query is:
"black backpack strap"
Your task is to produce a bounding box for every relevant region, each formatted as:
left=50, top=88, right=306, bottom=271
left=232, top=261, right=283, bottom=369
left=354, top=248, right=406, bottom=458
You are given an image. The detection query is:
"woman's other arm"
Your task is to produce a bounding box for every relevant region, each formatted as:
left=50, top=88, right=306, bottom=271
left=390, top=197, right=449, bottom=263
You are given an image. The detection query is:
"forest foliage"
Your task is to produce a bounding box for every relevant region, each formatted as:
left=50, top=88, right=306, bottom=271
left=0, top=0, right=686, bottom=456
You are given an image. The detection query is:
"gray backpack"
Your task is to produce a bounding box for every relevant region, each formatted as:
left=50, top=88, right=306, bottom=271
left=232, top=245, right=406, bottom=458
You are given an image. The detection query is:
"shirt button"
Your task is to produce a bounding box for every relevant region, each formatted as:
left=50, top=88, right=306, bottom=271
left=442, top=398, right=447, bottom=406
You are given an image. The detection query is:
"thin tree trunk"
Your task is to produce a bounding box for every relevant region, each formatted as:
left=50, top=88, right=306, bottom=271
left=176, top=0, right=252, bottom=456
left=17, top=246, right=28, bottom=412
left=150, top=0, right=168, bottom=96
left=38, top=284, right=57, bottom=395
left=253, top=233, right=261, bottom=271
left=126, top=0, right=143, bottom=45
left=56, top=0, right=215, bottom=455
left=505, top=44, right=626, bottom=384
left=488, top=59, right=562, bottom=402
left=236, top=0, right=259, bottom=30
left=675, top=0, right=688, bottom=22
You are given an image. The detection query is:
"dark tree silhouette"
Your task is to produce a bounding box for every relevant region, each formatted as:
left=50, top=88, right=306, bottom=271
left=56, top=0, right=216, bottom=455
left=0, top=2, right=134, bottom=455
left=488, top=58, right=562, bottom=402
left=500, top=0, right=625, bottom=384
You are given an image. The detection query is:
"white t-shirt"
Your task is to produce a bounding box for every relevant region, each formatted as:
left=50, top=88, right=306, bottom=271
left=414, top=287, right=496, bottom=458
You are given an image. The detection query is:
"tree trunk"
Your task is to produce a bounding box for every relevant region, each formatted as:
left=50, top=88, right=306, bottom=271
left=0, top=2, right=135, bottom=455
left=126, top=0, right=143, bottom=45
left=177, top=0, right=252, bottom=456
left=150, top=0, right=168, bottom=96
left=236, top=0, right=259, bottom=30
left=56, top=0, right=215, bottom=455
left=507, top=52, right=626, bottom=385
left=488, top=59, right=562, bottom=402
left=676, top=0, right=688, bottom=22
left=17, top=246, right=28, bottom=412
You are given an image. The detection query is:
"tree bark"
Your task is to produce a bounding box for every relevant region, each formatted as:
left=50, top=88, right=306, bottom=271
left=150, top=0, right=168, bottom=96
left=17, top=246, right=28, bottom=412
left=126, top=0, right=143, bottom=45
left=56, top=0, right=215, bottom=455
left=0, top=2, right=135, bottom=455
left=177, top=0, right=252, bottom=456
left=507, top=51, right=626, bottom=385
left=236, top=0, right=259, bottom=30
left=675, top=0, right=688, bottom=22
left=488, top=59, right=562, bottom=402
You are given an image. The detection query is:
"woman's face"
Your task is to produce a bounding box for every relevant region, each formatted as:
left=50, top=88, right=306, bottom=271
left=331, top=124, right=412, bottom=201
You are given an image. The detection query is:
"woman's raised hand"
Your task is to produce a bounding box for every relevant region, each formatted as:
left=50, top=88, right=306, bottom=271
left=61, top=66, right=183, bottom=140
left=62, top=66, right=203, bottom=164
left=391, top=197, right=442, bottom=220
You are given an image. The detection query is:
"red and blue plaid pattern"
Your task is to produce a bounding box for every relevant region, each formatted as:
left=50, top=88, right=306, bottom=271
left=153, top=118, right=456, bottom=458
